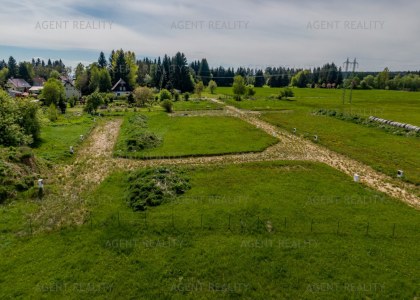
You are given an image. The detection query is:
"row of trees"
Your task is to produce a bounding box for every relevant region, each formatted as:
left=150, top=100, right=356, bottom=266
left=3, top=52, right=420, bottom=93
left=347, top=68, right=420, bottom=91
left=0, top=56, right=67, bottom=86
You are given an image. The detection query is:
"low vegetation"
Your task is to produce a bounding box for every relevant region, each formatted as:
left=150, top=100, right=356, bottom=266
left=126, top=167, right=190, bottom=211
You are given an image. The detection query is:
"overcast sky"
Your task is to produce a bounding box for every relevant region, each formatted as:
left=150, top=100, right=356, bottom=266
left=0, top=0, right=419, bottom=71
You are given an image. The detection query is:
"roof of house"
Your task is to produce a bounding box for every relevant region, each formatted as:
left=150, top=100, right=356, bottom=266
left=111, top=78, right=128, bottom=91
left=8, top=78, right=31, bottom=88
left=32, top=77, right=46, bottom=86
left=60, top=75, right=70, bottom=82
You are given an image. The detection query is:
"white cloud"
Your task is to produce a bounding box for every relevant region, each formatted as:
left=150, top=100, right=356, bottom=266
left=0, top=0, right=419, bottom=70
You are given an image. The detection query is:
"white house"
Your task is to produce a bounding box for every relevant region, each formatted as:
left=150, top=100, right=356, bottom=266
left=61, top=77, right=81, bottom=99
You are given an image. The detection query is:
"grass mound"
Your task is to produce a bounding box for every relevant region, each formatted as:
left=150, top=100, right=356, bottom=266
left=116, top=114, right=164, bottom=153
left=0, top=147, right=39, bottom=203
left=126, top=132, right=162, bottom=152
left=126, top=167, right=190, bottom=211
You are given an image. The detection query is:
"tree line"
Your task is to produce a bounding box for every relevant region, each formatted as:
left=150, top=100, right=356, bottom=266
left=1, top=52, right=420, bottom=93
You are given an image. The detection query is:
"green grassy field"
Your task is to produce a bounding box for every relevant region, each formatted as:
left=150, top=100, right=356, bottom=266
left=172, top=99, right=223, bottom=111
left=33, top=113, right=96, bottom=164
left=217, top=87, right=420, bottom=125
left=114, top=112, right=277, bottom=158
left=1, top=161, right=418, bottom=299
left=215, top=87, right=420, bottom=185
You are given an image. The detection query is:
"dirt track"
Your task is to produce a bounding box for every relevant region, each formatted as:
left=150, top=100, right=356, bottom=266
left=32, top=101, right=419, bottom=231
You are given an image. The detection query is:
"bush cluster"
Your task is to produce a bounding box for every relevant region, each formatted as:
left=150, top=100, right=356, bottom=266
left=126, top=167, right=191, bottom=211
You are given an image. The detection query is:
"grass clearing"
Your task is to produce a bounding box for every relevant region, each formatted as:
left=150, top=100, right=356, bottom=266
left=114, top=112, right=277, bottom=158
left=172, top=99, right=223, bottom=111
left=33, top=113, right=96, bottom=164
left=0, top=161, right=418, bottom=299
left=260, top=109, right=420, bottom=185
left=214, top=87, right=420, bottom=185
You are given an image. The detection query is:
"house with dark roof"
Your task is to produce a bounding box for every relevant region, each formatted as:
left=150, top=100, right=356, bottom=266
left=111, top=78, right=132, bottom=96
left=7, top=78, right=31, bottom=93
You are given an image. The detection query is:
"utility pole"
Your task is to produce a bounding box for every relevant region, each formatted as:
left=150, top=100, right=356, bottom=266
left=348, top=58, right=358, bottom=104
left=342, top=58, right=350, bottom=104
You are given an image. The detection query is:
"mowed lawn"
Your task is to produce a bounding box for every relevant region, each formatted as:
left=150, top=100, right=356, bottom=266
left=114, top=112, right=277, bottom=158
left=215, top=87, right=420, bottom=185
left=1, top=161, right=418, bottom=299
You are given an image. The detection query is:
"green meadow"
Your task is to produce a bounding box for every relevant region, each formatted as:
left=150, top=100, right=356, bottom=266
left=114, top=112, right=277, bottom=158
left=1, top=161, right=419, bottom=299
left=215, top=87, right=420, bottom=185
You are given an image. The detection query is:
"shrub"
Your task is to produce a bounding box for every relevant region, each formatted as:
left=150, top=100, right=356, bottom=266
left=84, top=91, right=104, bottom=115
left=278, top=88, right=294, bottom=100
left=47, top=103, right=59, bottom=122
left=246, top=84, right=256, bottom=96
left=126, top=167, right=191, bottom=211
left=208, top=80, right=217, bottom=94
left=173, top=90, right=180, bottom=102
left=159, top=89, right=172, bottom=101
left=68, top=96, right=77, bottom=108
left=127, top=93, right=135, bottom=104
left=183, top=93, right=190, bottom=101
left=161, top=100, right=173, bottom=113
left=0, top=92, right=41, bottom=146
left=233, top=75, right=246, bottom=100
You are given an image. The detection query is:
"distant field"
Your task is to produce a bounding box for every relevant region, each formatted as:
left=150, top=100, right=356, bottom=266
left=172, top=99, right=223, bottom=111
left=262, top=111, right=420, bottom=185
left=114, top=112, right=277, bottom=158
left=214, top=87, right=420, bottom=185
left=1, top=161, right=418, bottom=299
left=216, top=87, right=420, bottom=125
